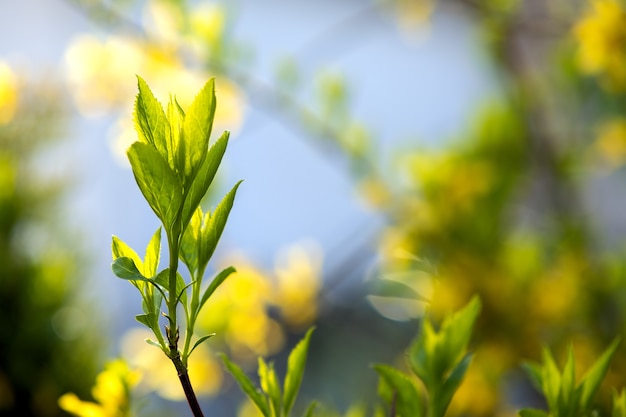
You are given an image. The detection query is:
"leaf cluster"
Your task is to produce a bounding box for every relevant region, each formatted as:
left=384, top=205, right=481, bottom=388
left=520, top=339, right=621, bottom=417
left=221, top=328, right=317, bottom=417
left=373, top=296, right=481, bottom=417
left=111, top=76, right=240, bottom=366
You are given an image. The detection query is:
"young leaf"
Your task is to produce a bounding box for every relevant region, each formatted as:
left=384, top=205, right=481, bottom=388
left=180, top=207, right=203, bottom=275
left=612, top=388, right=626, bottom=417
left=540, top=347, right=562, bottom=412
left=301, top=402, right=318, bottom=417
left=518, top=409, right=549, bottom=417
left=153, top=268, right=189, bottom=305
left=136, top=313, right=158, bottom=330
left=199, top=180, right=243, bottom=269
left=181, top=78, right=216, bottom=183
left=144, top=227, right=162, bottom=277
left=180, top=131, right=229, bottom=231
left=127, top=142, right=183, bottom=230
left=134, top=76, right=171, bottom=165
left=373, top=364, right=423, bottom=417
left=259, top=358, right=282, bottom=416
left=220, top=353, right=271, bottom=417
left=437, top=354, right=473, bottom=417
left=197, top=266, right=236, bottom=314
left=579, top=338, right=620, bottom=412
left=167, top=96, right=185, bottom=176
left=560, top=344, right=577, bottom=415
left=438, top=296, right=481, bottom=374
left=111, top=236, right=142, bottom=267
left=112, top=256, right=148, bottom=282
left=283, top=327, right=315, bottom=417
left=188, top=334, right=215, bottom=357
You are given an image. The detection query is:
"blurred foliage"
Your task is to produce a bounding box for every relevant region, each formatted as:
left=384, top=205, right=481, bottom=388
left=0, top=63, right=102, bottom=415
left=42, top=0, right=626, bottom=415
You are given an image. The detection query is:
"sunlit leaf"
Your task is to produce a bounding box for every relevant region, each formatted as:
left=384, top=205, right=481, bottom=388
left=134, top=76, right=171, bottom=165
left=180, top=131, right=229, bottom=231
left=144, top=227, right=162, bottom=277
left=127, top=142, right=183, bottom=230
left=373, top=364, right=423, bottom=417
left=188, top=334, right=215, bottom=356
left=220, top=353, right=270, bottom=417
left=258, top=358, right=281, bottom=416
left=180, top=207, right=202, bottom=275
left=197, top=266, right=236, bottom=314
left=437, top=354, right=473, bottom=417
left=199, top=180, right=242, bottom=270
left=112, top=256, right=147, bottom=282
left=181, top=78, right=216, bottom=183
left=283, top=327, right=315, bottom=417
left=579, top=338, right=620, bottom=412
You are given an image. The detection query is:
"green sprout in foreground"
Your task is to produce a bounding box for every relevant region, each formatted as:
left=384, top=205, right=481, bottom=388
left=111, top=76, right=240, bottom=417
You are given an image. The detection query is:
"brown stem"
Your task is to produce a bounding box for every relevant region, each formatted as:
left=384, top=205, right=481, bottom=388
left=170, top=340, right=205, bottom=417
left=178, top=368, right=205, bottom=417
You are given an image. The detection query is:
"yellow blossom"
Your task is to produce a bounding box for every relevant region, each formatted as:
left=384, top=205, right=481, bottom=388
left=273, top=243, right=322, bottom=330
left=59, top=359, right=139, bottom=417
left=591, top=118, right=626, bottom=168
left=0, top=62, right=18, bottom=125
left=574, top=0, right=626, bottom=90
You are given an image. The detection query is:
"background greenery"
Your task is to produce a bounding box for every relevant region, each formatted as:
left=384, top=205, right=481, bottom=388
left=3, top=0, right=626, bottom=416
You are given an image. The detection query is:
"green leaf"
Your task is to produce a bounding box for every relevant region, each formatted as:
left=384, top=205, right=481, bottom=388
left=522, top=361, right=543, bottom=392
left=438, top=296, right=481, bottom=373
left=579, top=338, right=620, bottom=412
left=612, top=388, right=626, bottom=417
left=134, top=76, right=171, bottom=165
left=220, top=353, right=271, bottom=417
left=301, top=402, right=318, bottom=417
left=181, top=78, right=216, bottom=184
left=437, top=354, right=473, bottom=417
left=199, top=180, right=243, bottom=269
left=283, top=327, right=315, bottom=417
left=144, top=227, right=162, bottom=277
left=153, top=268, right=188, bottom=305
left=112, top=256, right=148, bottom=282
left=541, top=347, right=561, bottom=412
left=167, top=96, right=185, bottom=176
left=518, top=409, right=549, bottom=417
left=127, top=142, right=183, bottom=230
left=560, top=344, right=577, bottom=415
left=180, top=207, right=202, bottom=275
left=373, top=364, right=422, bottom=417
left=111, top=236, right=142, bottom=266
left=258, top=358, right=282, bottom=416
left=136, top=313, right=158, bottom=330
left=197, top=266, right=236, bottom=314
left=188, top=334, right=215, bottom=356
left=180, top=131, right=229, bottom=231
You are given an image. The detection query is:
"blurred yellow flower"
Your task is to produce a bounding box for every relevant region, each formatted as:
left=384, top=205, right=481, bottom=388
left=273, top=243, right=322, bottom=330
left=197, top=245, right=321, bottom=363
left=63, top=0, right=245, bottom=163
left=574, top=0, right=626, bottom=90
left=0, top=62, right=18, bottom=125
left=120, top=328, right=223, bottom=401
left=591, top=118, right=626, bottom=168
left=59, top=359, right=140, bottom=417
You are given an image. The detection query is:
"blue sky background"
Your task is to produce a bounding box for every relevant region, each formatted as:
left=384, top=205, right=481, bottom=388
left=0, top=0, right=497, bottom=337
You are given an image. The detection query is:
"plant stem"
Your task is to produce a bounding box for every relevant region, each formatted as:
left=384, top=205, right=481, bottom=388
left=172, top=353, right=205, bottom=417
